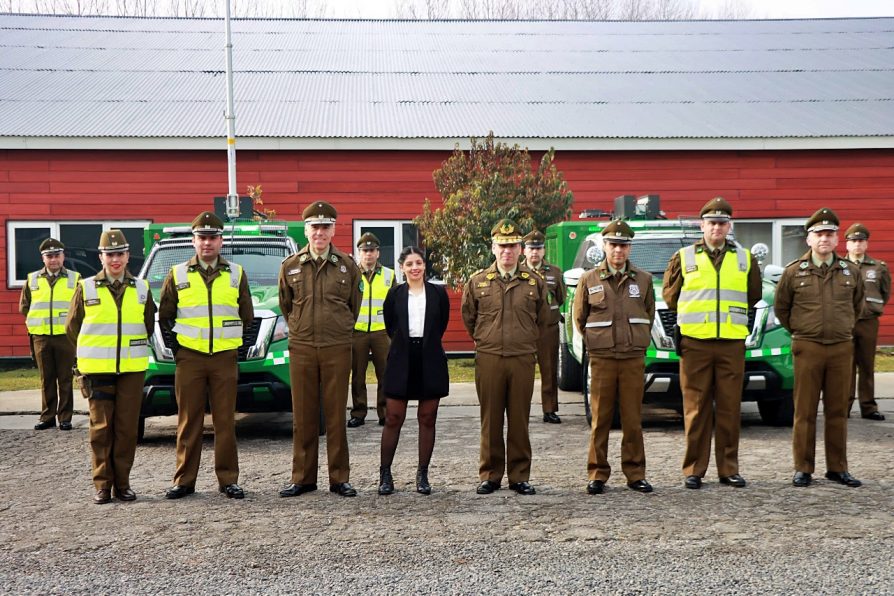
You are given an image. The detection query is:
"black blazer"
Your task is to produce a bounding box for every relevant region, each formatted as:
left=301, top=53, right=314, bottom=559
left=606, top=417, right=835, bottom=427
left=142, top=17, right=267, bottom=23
left=382, top=281, right=450, bottom=398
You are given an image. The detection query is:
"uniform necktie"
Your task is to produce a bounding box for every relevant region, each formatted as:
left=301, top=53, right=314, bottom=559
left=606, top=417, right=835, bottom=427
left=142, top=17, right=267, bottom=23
left=503, top=273, right=511, bottom=282
left=821, top=263, right=829, bottom=274
left=111, top=280, right=122, bottom=291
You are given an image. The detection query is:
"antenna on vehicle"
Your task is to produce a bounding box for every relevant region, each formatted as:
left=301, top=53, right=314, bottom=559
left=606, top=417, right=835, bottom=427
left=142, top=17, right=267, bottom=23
left=223, top=0, right=239, bottom=221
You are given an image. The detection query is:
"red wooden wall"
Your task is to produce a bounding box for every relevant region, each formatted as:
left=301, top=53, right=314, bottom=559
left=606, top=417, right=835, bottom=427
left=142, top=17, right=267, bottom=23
left=2, top=147, right=893, bottom=357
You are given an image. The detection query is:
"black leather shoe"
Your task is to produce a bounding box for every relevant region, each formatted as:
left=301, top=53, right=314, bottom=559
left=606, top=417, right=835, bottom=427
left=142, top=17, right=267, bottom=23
left=93, top=488, right=111, bottom=504
left=863, top=412, right=885, bottom=421
left=684, top=475, right=702, bottom=489
left=628, top=479, right=653, bottom=493
left=416, top=466, right=431, bottom=495
left=542, top=412, right=562, bottom=424
left=586, top=480, right=605, bottom=495
left=508, top=481, right=536, bottom=495
left=719, top=474, right=747, bottom=488
left=792, top=471, right=812, bottom=487
left=59, top=421, right=73, bottom=431
left=476, top=480, right=500, bottom=494
left=825, top=471, right=862, bottom=487
left=279, top=483, right=317, bottom=497
left=114, top=487, right=136, bottom=501
left=347, top=417, right=365, bottom=428
left=330, top=482, right=357, bottom=497
left=378, top=467, right=394, bottom=495
left=34, top=420, right=55, bottom=430
left=220, top=484, right=245, bottom=499
left=378, top=418, right=386, bottom=426
left=164, top=485, right=195, bottom=499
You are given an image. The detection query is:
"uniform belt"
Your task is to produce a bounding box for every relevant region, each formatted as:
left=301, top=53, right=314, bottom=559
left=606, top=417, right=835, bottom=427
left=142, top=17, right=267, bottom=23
left=409, top=337, right=423, bottom=345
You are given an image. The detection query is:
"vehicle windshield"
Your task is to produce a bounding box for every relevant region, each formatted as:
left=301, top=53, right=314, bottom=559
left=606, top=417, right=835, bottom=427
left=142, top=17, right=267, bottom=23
left=573, top=237, right=694, bottom=275
left=142, top=242, right=292, bottom=289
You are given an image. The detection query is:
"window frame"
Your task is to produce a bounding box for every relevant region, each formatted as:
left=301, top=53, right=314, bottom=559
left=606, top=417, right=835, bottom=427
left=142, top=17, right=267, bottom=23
left=733, top=217, right=809, bottom=266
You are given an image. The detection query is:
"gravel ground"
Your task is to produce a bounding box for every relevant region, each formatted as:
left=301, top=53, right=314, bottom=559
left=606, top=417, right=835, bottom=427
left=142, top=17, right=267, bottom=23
left=1, top=401, right=892, bottom=595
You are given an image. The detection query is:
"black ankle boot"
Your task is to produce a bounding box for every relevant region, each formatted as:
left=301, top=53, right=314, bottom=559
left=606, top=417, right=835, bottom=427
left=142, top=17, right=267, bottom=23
left=378, top=466, right=394, bottom=495
left=416, top=466, right=431, bottom=495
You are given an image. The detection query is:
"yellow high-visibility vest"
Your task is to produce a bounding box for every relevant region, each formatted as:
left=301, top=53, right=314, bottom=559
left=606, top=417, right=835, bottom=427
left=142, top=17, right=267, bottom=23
left=25, top=269, right=80, bottom=335
left=677, top=244, right=750, bottom=340
left=355, top=266, right=394, bottom=333
left=76, top=277, right=149, bottom=374
left=171, top=261, right=244, bottom=354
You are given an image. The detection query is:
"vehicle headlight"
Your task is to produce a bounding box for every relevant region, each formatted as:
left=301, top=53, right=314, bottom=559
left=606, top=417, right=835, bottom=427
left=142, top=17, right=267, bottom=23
left=764, top=306, right=780, bottom=332
left=272, top=315, right=289, bottom=343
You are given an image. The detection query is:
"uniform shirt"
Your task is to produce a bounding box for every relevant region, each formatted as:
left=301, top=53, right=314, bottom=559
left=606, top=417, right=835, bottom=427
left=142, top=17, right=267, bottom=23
left=775, top=250, right=864, bottom=344
left=529, top=260, right=566, bottom=326
left=18, top=266, right=74, bottom=317
left=461, top=262, right=551, bottom=357
left=407, top=286, right=426, bottom=338
left=845, top=253, right=891, bottom=319
left=662, top=239, right=763, bottom=313
left=573, top=259, right=655, bottom=359
left=279, top=244, right=361, bottom=348
left=65, top=269, right=157, bottom=349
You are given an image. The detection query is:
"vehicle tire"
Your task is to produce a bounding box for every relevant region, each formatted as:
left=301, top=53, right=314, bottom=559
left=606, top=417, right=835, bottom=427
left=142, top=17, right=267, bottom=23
left=557, top=326, right=582, bottom=392
left=137, top=416, right=146, bottom=443
left=757, top=391, right=794, bottom=427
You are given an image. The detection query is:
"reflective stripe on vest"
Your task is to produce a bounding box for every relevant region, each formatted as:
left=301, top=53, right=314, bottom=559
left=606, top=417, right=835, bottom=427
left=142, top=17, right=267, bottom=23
left=355, top=267, right=394, bottom=332
left=76, top=277, right=149, bottom=374
left=25, top=270, right=80, bottom=335
left=677, top=245, right=750, bottom=340
left=171, top=262, right=244, bottom=354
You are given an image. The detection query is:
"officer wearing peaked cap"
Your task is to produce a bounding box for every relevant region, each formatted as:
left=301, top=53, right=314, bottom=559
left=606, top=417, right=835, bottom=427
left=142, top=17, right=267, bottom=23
left=462, top=219, right=551, bottom=496
left=20, top=238, right=81, bottom=431
left=279, top=200, right=362, bottom=498
left=522, top=230, right=566, bottom=424
left=663, top=197, right=762, bottom=490
left=842, top=223, right=889, bottom=421
left=348, top=232, right=395, bottom=428
left=574, top=220, right=656, bottom=495
left=160, top=211, right=254, bottom=500
left=66, top=230, right=156, bottom=504
left=776, top=208, right=865, bottom=488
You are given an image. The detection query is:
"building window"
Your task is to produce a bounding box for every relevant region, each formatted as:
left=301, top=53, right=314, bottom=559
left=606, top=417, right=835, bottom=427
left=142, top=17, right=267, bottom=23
left=353, top=220, right=436, bottom=283
left=7, top=220, right=151, bottom=288
left=733, top=219, right=808, bottom=266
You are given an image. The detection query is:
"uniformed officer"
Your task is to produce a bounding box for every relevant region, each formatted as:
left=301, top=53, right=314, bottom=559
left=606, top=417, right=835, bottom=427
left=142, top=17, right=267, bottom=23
left=662, top=197, right=762, bottom=489
left=523, top=230, right=566, bottom=424
left=573, top=220, right=655, bottom=495
left=776, top=208, right=864, bottom=488
left=348, top=232, right=395, bottom=428
left=279, top=201, right=362, bottom=498
left=20, top=238, right=80, bottom=431
left=65, top=230, right=156, bottom=504
left=843, top=223, right=889, bottom=421
left=461, top=219, right=550, bottom=495
left=160, top=211, right=253, bottom=500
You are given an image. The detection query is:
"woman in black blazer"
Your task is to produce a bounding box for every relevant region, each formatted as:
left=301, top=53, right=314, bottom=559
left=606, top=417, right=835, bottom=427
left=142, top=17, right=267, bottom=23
left=378, top=246, right=450, bottom=495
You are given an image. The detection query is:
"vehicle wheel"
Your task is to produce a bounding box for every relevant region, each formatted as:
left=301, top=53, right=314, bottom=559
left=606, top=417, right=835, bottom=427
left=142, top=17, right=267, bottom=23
left=582, top=351, right=592, bottom=427
left=137, top=416, right=146, bottom=443
left=757, top=391, right=794, bottom=427
left=557, top=327, right=582, bottom=392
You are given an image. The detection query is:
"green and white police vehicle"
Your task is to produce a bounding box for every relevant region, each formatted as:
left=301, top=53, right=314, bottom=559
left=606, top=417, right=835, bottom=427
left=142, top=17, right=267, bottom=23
left=547, top=195, right=794, bottom=427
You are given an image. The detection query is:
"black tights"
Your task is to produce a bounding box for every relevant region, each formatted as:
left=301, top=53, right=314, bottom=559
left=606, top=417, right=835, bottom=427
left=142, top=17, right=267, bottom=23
left=380, top=397, right=440, bottom=469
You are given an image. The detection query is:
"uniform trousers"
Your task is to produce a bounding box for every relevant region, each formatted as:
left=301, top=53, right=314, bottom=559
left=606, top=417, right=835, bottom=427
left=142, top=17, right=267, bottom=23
left=537, top=323, right=560, bottom=413
left=172, top=349, right=239, bottom=488
left=87, top=372, right=143, bottom=490
left=33, top=334, right=75, bottom=424
left=289, top=343, right=351, bottom=485
left=475, top=352, right=535, bottom=484
left=587, top=356, right=646, bottom=483
left=679, top=337, right=744, bottom=478
left=850, top=317, right=881, bottom=417
left=792, top=339, right=851, bottom=474
left=350, top=329, right=390, bottom=421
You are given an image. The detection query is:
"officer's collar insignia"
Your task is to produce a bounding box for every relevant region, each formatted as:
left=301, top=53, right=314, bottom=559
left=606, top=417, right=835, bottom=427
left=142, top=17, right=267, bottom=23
left=299, top=254, right=308, bottom=263
left=486, top=272, right=496, bottom=280
left=799, top=262, right=809, bottom=269
left=600, top=271, right=609, bottom=279
left=520, top=272, right=529, bottom=279
left=330, top=254, right=338, bottom=264
left=500, top=222, right=514, bottom=235
left=839, top=260, right=848, bottom=268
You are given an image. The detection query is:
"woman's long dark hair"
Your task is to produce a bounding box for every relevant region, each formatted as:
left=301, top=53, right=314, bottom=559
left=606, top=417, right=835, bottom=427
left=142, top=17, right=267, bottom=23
left=398, top=245, right=426, bottom=266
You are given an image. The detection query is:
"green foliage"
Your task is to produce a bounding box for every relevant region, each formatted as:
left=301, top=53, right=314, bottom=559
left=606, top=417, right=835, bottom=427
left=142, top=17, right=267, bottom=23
left=415, top=133, right=574, bottom=289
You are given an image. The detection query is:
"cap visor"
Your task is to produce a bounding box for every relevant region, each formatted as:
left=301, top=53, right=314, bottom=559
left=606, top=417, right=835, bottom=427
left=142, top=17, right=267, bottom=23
left=808, top=224, right=838, bottom=232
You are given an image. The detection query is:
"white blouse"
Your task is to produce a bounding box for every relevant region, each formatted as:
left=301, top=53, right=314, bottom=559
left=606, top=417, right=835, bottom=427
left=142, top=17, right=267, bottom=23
left=407, top=286, right=427, bottom=338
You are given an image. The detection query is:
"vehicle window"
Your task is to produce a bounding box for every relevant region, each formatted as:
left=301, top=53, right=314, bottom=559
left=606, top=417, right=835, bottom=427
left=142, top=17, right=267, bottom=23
left=143, top=243, right=291, bottom=290
left=573, top=237, right=689, bottom=275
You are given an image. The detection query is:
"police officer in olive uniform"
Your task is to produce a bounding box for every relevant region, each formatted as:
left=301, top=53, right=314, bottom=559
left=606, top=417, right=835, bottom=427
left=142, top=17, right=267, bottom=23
left=522, top=230, right=566, bottom=424
left=461, top=219, right=550, bottom=496
left=160, top=212, right=253, bottom=500
left=348, top=232, right=395, bottom=428
left=776, top=208, right=865, bottom=488
left=573, top=220, right=655, bottom=495
left=842, top=223, right=889, bottom=421
left=66, top=230, right=156, bottom=504
left=279, top=201, right=362, bottom=498
left=20, top=238, right=80, bottom=431
left=662, top=197, right=762, bottom=490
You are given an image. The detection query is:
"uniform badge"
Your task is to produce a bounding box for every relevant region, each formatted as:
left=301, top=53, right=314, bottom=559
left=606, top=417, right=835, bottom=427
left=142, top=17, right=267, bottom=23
left=176, top=282, right=190, bottom=290
left=486, top=273, right=496, bottom=280
left=85, top=299, right=100, bottom=307
left=528, top=279, right=536, bottom=286
left=685, top=264, right=698, bottom=273
left=287, top=268, right=301, bottom=275
left=340, top=265, right=347, bottom=273
left=588, top=285, right=604, bottom=294
left=476, top=281, right=489, bottom=288
left=842, top=268, right=851, bottom=276
left=299, top=254, right=308, bottom=263
left=628, top=284, right=640, bottom=298
left=546, top=275, right=555, bottom=281
left=867, top=270, right=877, bottom=280
left=799, top=262, right=809, bottom=270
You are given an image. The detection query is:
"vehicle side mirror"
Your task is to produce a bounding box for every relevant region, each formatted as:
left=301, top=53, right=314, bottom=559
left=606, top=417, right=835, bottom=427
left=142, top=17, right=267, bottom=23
left=763, top=264, right=784, bottom=283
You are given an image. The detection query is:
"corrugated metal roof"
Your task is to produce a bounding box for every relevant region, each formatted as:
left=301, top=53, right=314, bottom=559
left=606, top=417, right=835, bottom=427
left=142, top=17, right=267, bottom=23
left=0, top=14, right=892, bottom=141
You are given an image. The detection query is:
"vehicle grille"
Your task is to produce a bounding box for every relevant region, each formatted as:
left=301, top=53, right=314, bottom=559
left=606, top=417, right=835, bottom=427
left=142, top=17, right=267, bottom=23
left=657, top=309, right=757, bottom=335
left=161, top=317, right=264, bottom=361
